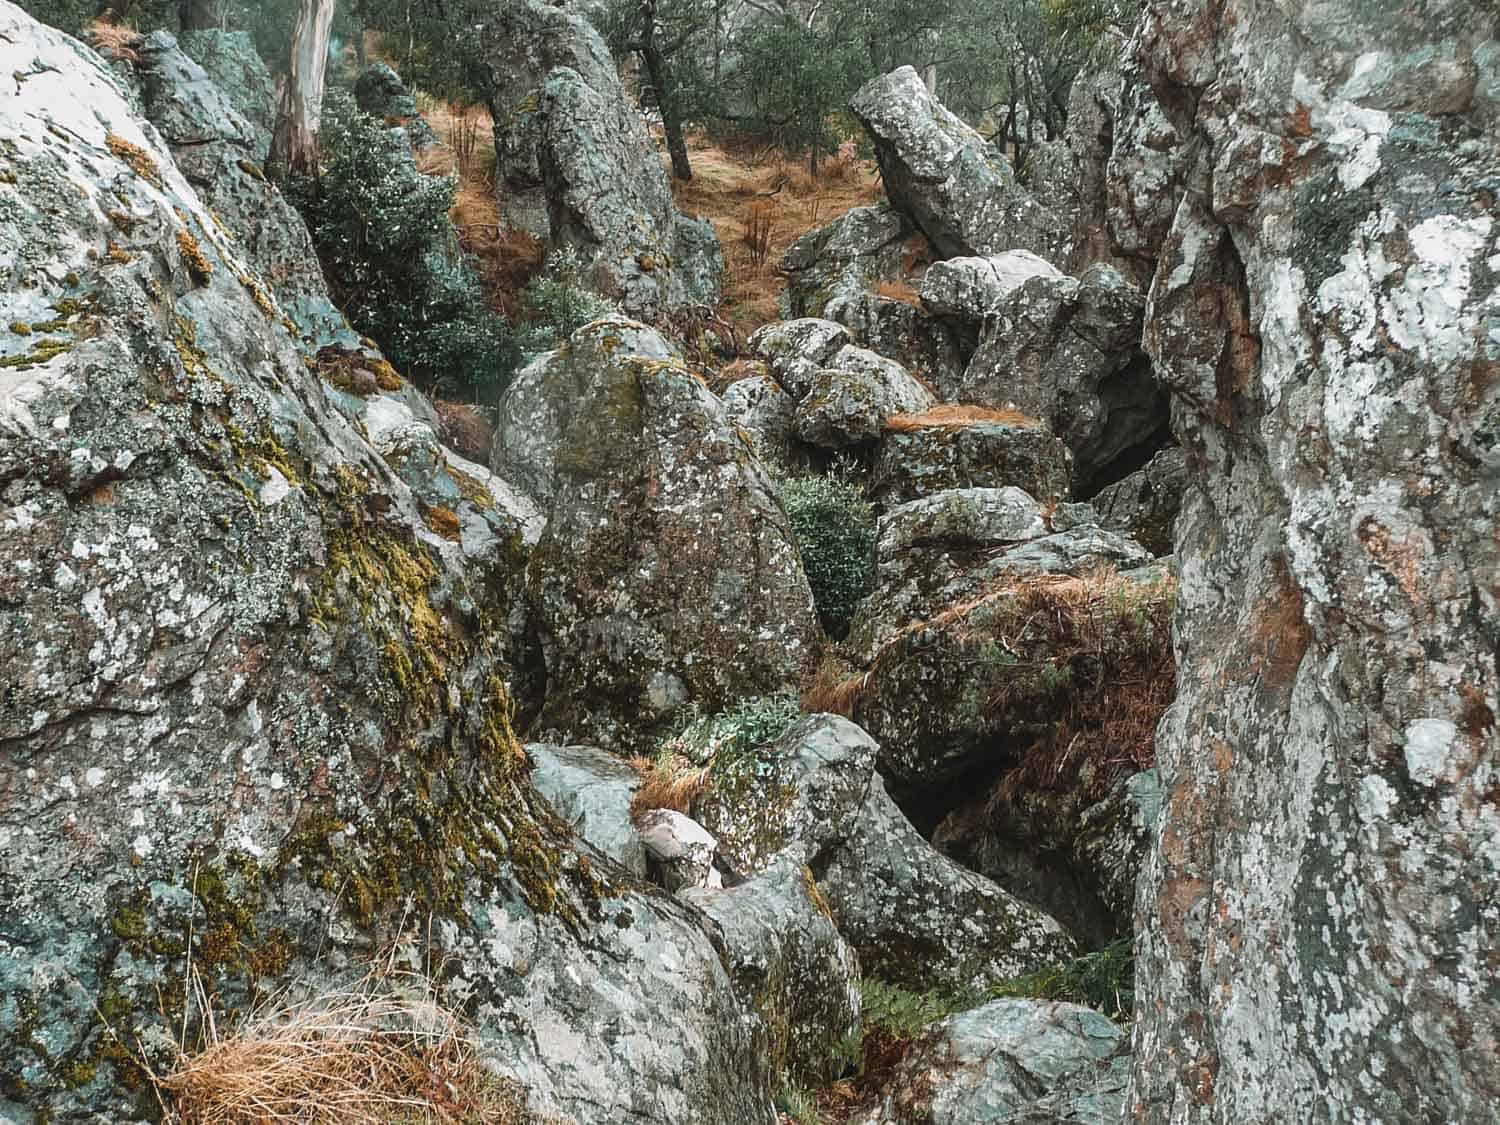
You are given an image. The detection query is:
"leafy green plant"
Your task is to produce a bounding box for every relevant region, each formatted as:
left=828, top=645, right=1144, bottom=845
left=515, top=247, right=620, bottom=354
left=656, top=694, right=802, bottom=769
left=288, top=88, right=518, bottom=400
left=776, top=463, right=876, bottom=639
left=988, top=936, right=1135, bottom=1020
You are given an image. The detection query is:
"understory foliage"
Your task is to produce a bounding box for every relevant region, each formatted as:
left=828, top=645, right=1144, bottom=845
left=515, top=247, right=620, bottom=354
left=288, top=89, right=517, bottom=399
left=776, top=464, right=876, bottom=640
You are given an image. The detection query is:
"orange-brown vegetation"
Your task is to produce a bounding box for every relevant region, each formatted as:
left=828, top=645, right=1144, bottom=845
left=432, top=400, right=495, bottom=462
left=626, top=753, right=711, bottom=818
left=883, top=403, right=1041, bottom=432
left=801, top=656, right=865, bottom=718
left=669, top=133, right=883, bottom=336
left=86, top=20, right=142, bottom=63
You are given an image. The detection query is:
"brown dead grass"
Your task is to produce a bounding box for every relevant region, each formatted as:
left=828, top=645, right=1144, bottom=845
left=883, top=404, right=1041, bottom=432
left=801, top=656, right=865, bottom=719
left=626, top=754, right=712, bottom=818
left=873, top=278, right=922, bottom=307
left=155, top=963, right=565, bottom=1124
left=86, top=20, right=142, bottom=62
left=670, top=132, right=883, bottom=337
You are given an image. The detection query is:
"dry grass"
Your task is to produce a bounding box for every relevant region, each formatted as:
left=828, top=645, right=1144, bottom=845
left=86, top=20, right=142, bottom=62
left=433, top=400, right=495, bottom=462
left=873, top=278, right=922, bottom=307
left=743, top=200, right=775, bottom=268
left=801, top=657, right=865, bottom=719
left=627, top=753, right=711, bottom=818
left=154, top=963, right=559, bottom=1124
left=670, top=132, right=883, bottom=337
left=883, top=404, right=1041, bottom=432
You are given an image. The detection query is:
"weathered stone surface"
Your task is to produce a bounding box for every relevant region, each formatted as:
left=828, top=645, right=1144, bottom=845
left=1125, top=1, right=1500, bottom=1120
left=721, top=368, right=796, bottom=463
left=958, top=263, right=1165, bottom=489
left=490, top=319, right=680, bottom=506
left=526, top=324, right=818, bottom=753
left=782, top=203, right=914, bottom=318
left=638, top=808, right=723, bottom=891
left=178, top=29, right=275, bottom=160
left=919, top=250, right=1062, bottom=321
left=868, top=419, right=1073, bottom=507
left=354, top=61, right=437, bottom=149
left=794, top=346, right=936, bottom=449
left=681, top=854, right=862, bottom=1087
left=820, top=289, right=968, bottom=392
left=858, top=999, right=1129, bottom=1125
left=528, top=743, right=648, bottom=877
left=696, top=716, right=1078, bottom=994
left=749, top=316, right=851, bottom=400
left=0, top=10, right=775, bottom=1121
left=847, top=489, right=1153, bottom=661
left=1088, top=445, right=1186, bottom=557
left=1103, top=56, right=1185, bottom=282
left=850, top=67, right=1069, bottom=264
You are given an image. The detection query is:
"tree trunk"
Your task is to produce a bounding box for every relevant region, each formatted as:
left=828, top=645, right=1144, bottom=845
left=268, top=0, right=337, bottom=182
left=177, top=0, right=223, bottom=31
left=639, top=0, right=692, bottom=181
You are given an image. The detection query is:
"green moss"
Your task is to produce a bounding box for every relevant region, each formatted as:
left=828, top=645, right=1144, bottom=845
left=0, top=337, right=73, bottom=369
left=237, top=158, right=266, bottom=181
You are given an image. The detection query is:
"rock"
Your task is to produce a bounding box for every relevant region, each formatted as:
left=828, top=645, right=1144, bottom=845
left=526, top=322, right=818, bottom=753
left=528, top=744, right=648, bottom=877
left=354, top=61, right=438, bottom=149
left=721, top=368, right=796, bottom=464
left=491, top=318, right=680, bottom=507
left=538, top=66, right=722, bottom=317
left=1125, top=0, right=1500, bottom=1119
left=680, top=854, right=862, bottom=1087
left=860, top=999, right=1129, bottom=1125
left=793, top=346, right=936, bottom=449
left=1088, top=445, right=1186, bottom=557
left=0, top=10, right=775, bottom=1121
left=846, top=489, right=1153, bottom=661
left=178, top=29, right=275, bottom=160
left=748, top=316, right=851, bottom=399
left=782, top=203, right=914, bottom=318
left=638, top=808, right=723, bottom=891
left=957, top=263, right=1165, bottom=490
left=1104, top=55, right=1187, bottom=280
left=696, top=716, right=1078, bottom=994
left=475, top=0, right=623, bottom=239
left=868, top=416, right=1073, bottom=506
left=133, top=31, right=355, bottom=349
left=819, top=289, right=968, bottom=392
left=919, top=250, right=1062, bottom=321
left=851, top=560, right=1174, bottom=800
left=850, top=67, right=1069, bottom=264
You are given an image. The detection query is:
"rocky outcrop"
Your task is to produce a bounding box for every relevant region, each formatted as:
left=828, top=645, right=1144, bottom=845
left=528, top=743, right=648, bottom=877
left=525, top=323, right=819, bottom=753
left=957, top=262, right=1165, bottom=491
left=868, top=415, right=1073, bottom=507
left=793, top=346, right=936, bottom=450
left=856, top=1000, right=1129, bottom=1125
left=1088, top=444, right=1185, bottom=557
left=0, top=9, right=775, bottom=1120
left=1125, top=1, right=1500, bottom=1120
left=354, top=61, right=438, bottom=149
left=782, top=204, right=914, bottom=318
left=681, top=854, right=862, bottom=1088
left=538, top=67, right=722, bottom=316
left=850, top=67, right=1069, bottom=264
left=696, top=716, right=1079, bottom=994
left=919, top=250, right=1062, bottom=321
left=721, top=368, right=796, bottom=463
left=749, top=316, right=851, bottom=398
left=178, top=28, right=275, bottom=160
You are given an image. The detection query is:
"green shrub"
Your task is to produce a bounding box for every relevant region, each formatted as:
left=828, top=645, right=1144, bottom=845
left=656, top=694, right=802, bottom=770
left=776, top=464, right=876, bottom=639
left=288, top=89, right=518, bottom=400
left=515, top=247, right=620, bottom=354
left=989, top=936, right=1135, bottom=1020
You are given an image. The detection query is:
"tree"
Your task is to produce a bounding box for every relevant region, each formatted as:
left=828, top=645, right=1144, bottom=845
left=267, top=0, right=337, bottom=180
left=733, top=14, right=863, bottom=173
left=612, top=0, right=717, bottom=180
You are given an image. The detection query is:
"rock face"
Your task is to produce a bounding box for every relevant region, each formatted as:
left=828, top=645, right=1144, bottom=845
left=354, top=61, right=437, bottom=149
left=1088, top=445, right=1185, bottom=557
left=696, top=716, right=1079, bottom=994
left=957, top=263, right=1165, bottom=490
left=793, top=346, right=936, bottom=449
left=178, top=29, right=275, bottom=160
left=527, top=743, right=648, bottom=877
left=859, top=999, right=1130, bottom=1125
left=1125, top=1, right=1500, bottom=1121
left=538, top=67, right=722, bottom=316
left=526, top=324, right=819, bottom=753
left=868, top=417, right=1073, bottom=507
left=0, top=9, right=775, bottom=1121
left=850, top=67, right=1068, bottom=264
left=782, top=204, right=914, bottom=318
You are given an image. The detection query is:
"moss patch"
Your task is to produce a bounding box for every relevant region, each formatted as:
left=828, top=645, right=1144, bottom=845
left=105, top=132, right=162, bottom=190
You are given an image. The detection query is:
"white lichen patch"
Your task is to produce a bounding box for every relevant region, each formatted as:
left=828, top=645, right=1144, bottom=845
left=1401, top=718, right=1457, bottom=787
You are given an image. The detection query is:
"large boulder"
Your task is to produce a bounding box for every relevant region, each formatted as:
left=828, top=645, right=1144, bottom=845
left=782, top=203, right=914, bottom=318
left=527, top=743, right=648, bottom=877
left=749, top=316, right=851, bottom=399
left=868, top=413, right=1073, bottom=507
left=720, top=367, right=796, bottom=464
left=850, top=67, right=1069, bottom=264
left=956, top=263, right=1165, bottom=490
left=919, top=250, right=1062, bottom=321
left=0, top=9, right=775, bottom=1121
left=695, top=716, right=1079, bottom=994
left=856, top=999, right=1130, bottom=1125
left=793, top=346, right=936, bottom=450
left=1125, top=0, right=1500, bottom=1120
left=538, top=67, right=722, bottom=316
left=680, top=854, right=862, bottom=1088
left=820, top=289, right=969, bottom=392
left=525, top=324, right=819, bottom=753
left=178, top=29, right=275, bottom=160
left=1088, top=444, right=1186, bottom=557
left=354, top=61, right=438, bottom=149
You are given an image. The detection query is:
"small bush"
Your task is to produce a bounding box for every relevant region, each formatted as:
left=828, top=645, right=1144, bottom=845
left=630, top=695, right=801, bottom=816
left=776, top=464, right=876, bottom=639
left=516, top=246, right=620, bottom=353
left=289, top=89, right=518, bottom=400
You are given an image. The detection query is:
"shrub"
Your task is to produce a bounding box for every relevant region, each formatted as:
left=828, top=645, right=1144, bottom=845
left=515, top=247, right=620, bottom=354
left=776, top=464, right=876, bottom=639
left=289, top=89, right=518, bottom=400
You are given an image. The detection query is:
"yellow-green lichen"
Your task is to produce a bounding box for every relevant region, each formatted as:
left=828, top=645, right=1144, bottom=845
left=9, top=321, right=30, bottom=336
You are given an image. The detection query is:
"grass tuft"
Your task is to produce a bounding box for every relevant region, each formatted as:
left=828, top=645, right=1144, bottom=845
left=883, top=404, right=1040, bottom=432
